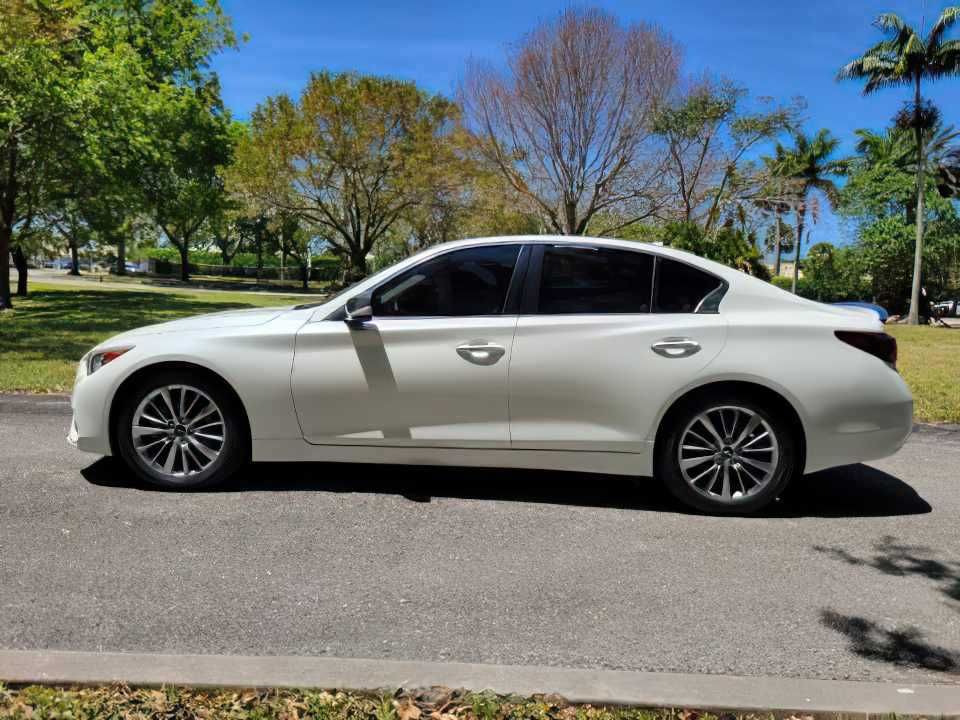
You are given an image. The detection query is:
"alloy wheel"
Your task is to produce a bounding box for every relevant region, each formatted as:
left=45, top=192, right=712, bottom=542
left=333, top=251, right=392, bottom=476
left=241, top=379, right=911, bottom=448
left=677, top=405, right=779, bottom=504
left=131, top=384, right=226, bottom=479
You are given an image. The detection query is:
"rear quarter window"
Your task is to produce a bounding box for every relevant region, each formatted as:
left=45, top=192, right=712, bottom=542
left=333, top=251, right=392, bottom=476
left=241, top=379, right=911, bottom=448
left=654, top=258, right=725, bottom=313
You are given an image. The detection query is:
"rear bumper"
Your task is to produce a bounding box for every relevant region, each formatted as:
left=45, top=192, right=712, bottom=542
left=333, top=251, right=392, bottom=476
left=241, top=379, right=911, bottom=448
left=803, top=373, right=913, bottom=473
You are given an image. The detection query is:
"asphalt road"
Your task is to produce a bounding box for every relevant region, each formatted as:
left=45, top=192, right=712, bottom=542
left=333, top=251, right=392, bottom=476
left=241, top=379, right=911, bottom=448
left=2, top=396, right=958, bottom=685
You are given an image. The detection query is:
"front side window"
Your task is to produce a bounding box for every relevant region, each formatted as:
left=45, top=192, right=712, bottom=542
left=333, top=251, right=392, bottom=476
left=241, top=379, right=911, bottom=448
left=537, top=246, right=653, bottom=314
left=654, top=258, right=725, bottom=313
left=372, top=244, right=521, bottom=317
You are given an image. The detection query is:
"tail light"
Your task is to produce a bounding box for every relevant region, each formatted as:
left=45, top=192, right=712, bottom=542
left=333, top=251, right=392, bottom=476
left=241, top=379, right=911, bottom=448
left=834, top=331, right=897, bottom=368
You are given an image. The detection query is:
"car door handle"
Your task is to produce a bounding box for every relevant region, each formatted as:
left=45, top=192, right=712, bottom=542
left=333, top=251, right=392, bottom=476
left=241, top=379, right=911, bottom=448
left=651, top=337, right=701, bottom=358
left=456, top=341, right=506, bottom=366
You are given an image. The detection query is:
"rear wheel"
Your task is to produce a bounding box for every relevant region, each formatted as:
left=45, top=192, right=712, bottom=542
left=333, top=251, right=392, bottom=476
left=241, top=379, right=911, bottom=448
left=114, top=370, right=247, bottom=489
left=656, top=393, right=799, bottom=514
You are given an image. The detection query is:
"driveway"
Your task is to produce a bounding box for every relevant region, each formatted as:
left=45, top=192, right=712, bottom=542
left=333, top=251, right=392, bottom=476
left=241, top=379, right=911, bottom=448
left=1, top=397, right=958, bottom=685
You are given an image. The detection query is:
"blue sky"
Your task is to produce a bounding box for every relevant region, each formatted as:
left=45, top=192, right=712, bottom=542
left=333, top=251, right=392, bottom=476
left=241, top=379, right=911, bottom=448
left=211, top=0, right=960, bottom=249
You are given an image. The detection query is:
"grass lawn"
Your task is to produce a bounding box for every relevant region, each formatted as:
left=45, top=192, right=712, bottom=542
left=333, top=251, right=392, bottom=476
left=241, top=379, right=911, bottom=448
left=1, top=285, right=958, bottom=423
left=0, top=284, right=304, bottom=393
left=887, top=324, right=960, bottom=424
left=0, top=684, right=844, bottom=720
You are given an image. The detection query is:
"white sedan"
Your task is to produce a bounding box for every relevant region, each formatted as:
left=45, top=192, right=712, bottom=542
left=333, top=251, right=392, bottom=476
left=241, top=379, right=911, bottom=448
left=69, top=236, right=913, bottom=514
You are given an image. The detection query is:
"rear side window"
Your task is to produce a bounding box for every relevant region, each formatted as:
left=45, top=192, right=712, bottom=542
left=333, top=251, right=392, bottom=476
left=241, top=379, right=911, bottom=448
left=654, top=258, right=724, bottom=313
left=372, top=244, right=520, bottom=317
left=537, top=246, right=653, bottom=314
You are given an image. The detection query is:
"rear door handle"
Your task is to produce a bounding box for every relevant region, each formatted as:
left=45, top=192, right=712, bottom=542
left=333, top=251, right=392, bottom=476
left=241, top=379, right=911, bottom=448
left=651, top=337, right=701, bottom=358
left=456, top=341, right=506, bottom=366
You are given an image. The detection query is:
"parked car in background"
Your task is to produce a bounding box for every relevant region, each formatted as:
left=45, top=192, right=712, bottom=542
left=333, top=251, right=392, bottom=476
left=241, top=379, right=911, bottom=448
left=932, top=299, right=959, bottom=319
left=831, top=301, right=889, bottom=322
left=70, top=235, right=912, bottom=515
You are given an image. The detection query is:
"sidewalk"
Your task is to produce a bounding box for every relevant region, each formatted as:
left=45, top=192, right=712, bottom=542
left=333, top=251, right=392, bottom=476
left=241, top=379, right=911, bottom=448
left=2, top=650, right=959, bottom=715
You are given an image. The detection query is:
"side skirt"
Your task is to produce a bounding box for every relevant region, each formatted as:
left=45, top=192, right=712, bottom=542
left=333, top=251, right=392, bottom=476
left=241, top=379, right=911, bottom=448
left=251, top=439, right=653, bottom=477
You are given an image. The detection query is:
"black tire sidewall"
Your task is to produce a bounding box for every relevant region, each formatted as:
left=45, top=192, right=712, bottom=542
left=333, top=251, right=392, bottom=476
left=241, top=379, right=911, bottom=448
left=114, top=370, right=245, bottom=489
left=656, top=393, right=797, bottom=515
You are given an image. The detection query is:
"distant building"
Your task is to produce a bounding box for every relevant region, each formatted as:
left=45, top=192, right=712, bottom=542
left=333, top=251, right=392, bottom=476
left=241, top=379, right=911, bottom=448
left=766, top=260, right=802, bottom=279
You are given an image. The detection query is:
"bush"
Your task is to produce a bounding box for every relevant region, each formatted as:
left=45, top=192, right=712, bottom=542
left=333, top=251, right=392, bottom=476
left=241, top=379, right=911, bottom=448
left=142, top=247, right=223, bottom=265
left=311, top=254, right=342, bottom=281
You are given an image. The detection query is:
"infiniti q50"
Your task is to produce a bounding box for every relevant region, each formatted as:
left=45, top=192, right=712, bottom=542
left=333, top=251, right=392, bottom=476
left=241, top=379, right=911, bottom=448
left=69, top=236, right=913, bottom=514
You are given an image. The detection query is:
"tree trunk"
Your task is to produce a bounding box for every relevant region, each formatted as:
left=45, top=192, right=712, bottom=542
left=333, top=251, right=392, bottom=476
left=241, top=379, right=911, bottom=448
left=0, top=141, right=16, bottom=310
left=69, top=237, right=80, bottom=275
left=908, top=74, right=925, bottom=325
left=0, top=227, right=12, bottom=311
left=346, top=249, right=367, bottom=282
left=179, top=242, right=190, bottom=282
left=11, top=244, right=28, bottom=296
left=301, top=261, right=309, bottom=290
left=773, top=212, right=782, bottom=276
left=116, top=238, right=126, bottom=276
left=792, top=212, right=804, bottom=295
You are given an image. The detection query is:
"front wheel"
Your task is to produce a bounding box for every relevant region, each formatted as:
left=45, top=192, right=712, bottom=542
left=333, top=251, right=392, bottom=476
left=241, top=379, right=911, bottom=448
left=114, top=370, right=247, bottom=489
left=656, top=394, right=799, bottom=515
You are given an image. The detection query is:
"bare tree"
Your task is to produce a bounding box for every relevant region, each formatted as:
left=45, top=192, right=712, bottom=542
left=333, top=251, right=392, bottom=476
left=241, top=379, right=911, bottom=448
left=460, top=7, right=680, bottom=236
left=653, top=76, right=801, bottom=232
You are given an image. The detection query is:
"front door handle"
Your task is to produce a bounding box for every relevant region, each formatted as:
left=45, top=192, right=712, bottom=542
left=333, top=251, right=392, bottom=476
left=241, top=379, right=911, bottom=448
left=456, top=341, right=506, bottom=366
left=651, top=337, right=701, bottom=358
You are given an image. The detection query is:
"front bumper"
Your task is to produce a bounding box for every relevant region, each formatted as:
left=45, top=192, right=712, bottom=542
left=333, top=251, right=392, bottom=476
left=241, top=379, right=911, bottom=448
left=68, top=365, right=114, bottom=456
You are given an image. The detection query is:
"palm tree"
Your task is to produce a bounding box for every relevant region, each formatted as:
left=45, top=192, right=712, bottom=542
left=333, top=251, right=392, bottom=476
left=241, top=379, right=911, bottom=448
left=850, top=122, right=960, bottom=218
left=838, top=7, right=960, bottom=323
left=753, top=167, right=797, bottom=278
left=765, top=130, right=842, bottom=294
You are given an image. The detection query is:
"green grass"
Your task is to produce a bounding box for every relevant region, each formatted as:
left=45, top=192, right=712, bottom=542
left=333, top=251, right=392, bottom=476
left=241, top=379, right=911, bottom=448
left=2, top=285, right=958, bottom=424
left=0, top=284, right=304, bottom=393
left=887, top=324, right=960, bottom=424
left=0, top=683, right=904, bottom=720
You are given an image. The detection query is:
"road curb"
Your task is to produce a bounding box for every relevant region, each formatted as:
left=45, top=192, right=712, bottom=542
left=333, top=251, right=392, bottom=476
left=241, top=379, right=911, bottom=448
left=0, top=393, right=71, bottom=415
left=1, top=650, right=958, bottom=716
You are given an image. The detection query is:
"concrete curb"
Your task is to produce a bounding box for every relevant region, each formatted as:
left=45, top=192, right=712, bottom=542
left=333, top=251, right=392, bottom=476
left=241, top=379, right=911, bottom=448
left=0, top=393, right=71, bottom=415
left=1, top=650, right=958, bottom=716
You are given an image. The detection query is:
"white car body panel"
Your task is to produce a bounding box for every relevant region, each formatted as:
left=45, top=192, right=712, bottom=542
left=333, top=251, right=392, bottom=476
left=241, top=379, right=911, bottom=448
left=291, top=316, right=518, bottom=447
left=509, top=313, right=727, bottom=453
left=70, top=235, right=913, bottom=481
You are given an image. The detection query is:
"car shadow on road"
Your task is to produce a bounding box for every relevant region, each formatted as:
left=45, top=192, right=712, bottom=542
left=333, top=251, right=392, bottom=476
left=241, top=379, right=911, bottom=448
left=81, top=458, right=931, bottom=518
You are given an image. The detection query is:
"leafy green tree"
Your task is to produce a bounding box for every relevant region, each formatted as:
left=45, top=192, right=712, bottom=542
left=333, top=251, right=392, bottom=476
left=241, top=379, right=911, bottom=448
left=0, top=0, right=84, bottom=308
left=764, top=130, right=843, bottom=294
left=858, top=214, right=960, bottom=313
left=660, top=221, right=770, bottom=279
left=800, top=242, right=870, bottom=302
left=839, top=120, right=960, bottom=311
left=139, top=86, right=234, bottom=281
left=234, top=72, right=461, bottom=280
left=841, top=122, right=960, bottom=221
left=839, top=7, right=960, bottom=323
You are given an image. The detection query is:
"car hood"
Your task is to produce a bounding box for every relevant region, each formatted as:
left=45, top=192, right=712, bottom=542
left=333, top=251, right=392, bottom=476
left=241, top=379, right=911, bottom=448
left=99, top=306, right=291, bottom=346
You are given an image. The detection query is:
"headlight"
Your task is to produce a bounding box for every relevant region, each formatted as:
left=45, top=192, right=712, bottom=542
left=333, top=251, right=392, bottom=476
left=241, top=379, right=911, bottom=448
left=87, top=346, right=134, bottom=375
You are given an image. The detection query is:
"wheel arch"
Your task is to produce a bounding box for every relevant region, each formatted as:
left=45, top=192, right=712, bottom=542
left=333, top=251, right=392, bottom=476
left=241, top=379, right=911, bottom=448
left=107, top=361, right=252, bottom=459
left=653, top=379, right=807, bottom=474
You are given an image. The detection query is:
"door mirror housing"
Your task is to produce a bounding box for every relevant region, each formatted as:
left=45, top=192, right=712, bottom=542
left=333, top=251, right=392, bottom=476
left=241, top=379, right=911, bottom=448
left=344, top=292, right=374, bottom=326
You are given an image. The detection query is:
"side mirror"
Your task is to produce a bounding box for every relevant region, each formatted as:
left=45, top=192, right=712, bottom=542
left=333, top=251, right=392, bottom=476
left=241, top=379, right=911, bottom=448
left=345, top=291, right=373, bottom=326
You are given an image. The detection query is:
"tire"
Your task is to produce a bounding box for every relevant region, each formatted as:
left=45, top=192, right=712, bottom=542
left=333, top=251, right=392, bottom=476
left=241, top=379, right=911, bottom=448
left=655, top=391, right=799, bottom=515
left=113, top=369, right=248, bottom=489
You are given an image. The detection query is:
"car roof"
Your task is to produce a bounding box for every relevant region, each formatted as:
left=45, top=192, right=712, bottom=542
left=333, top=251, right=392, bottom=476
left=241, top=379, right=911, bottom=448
left=425, top=234, right=743, bottom=281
